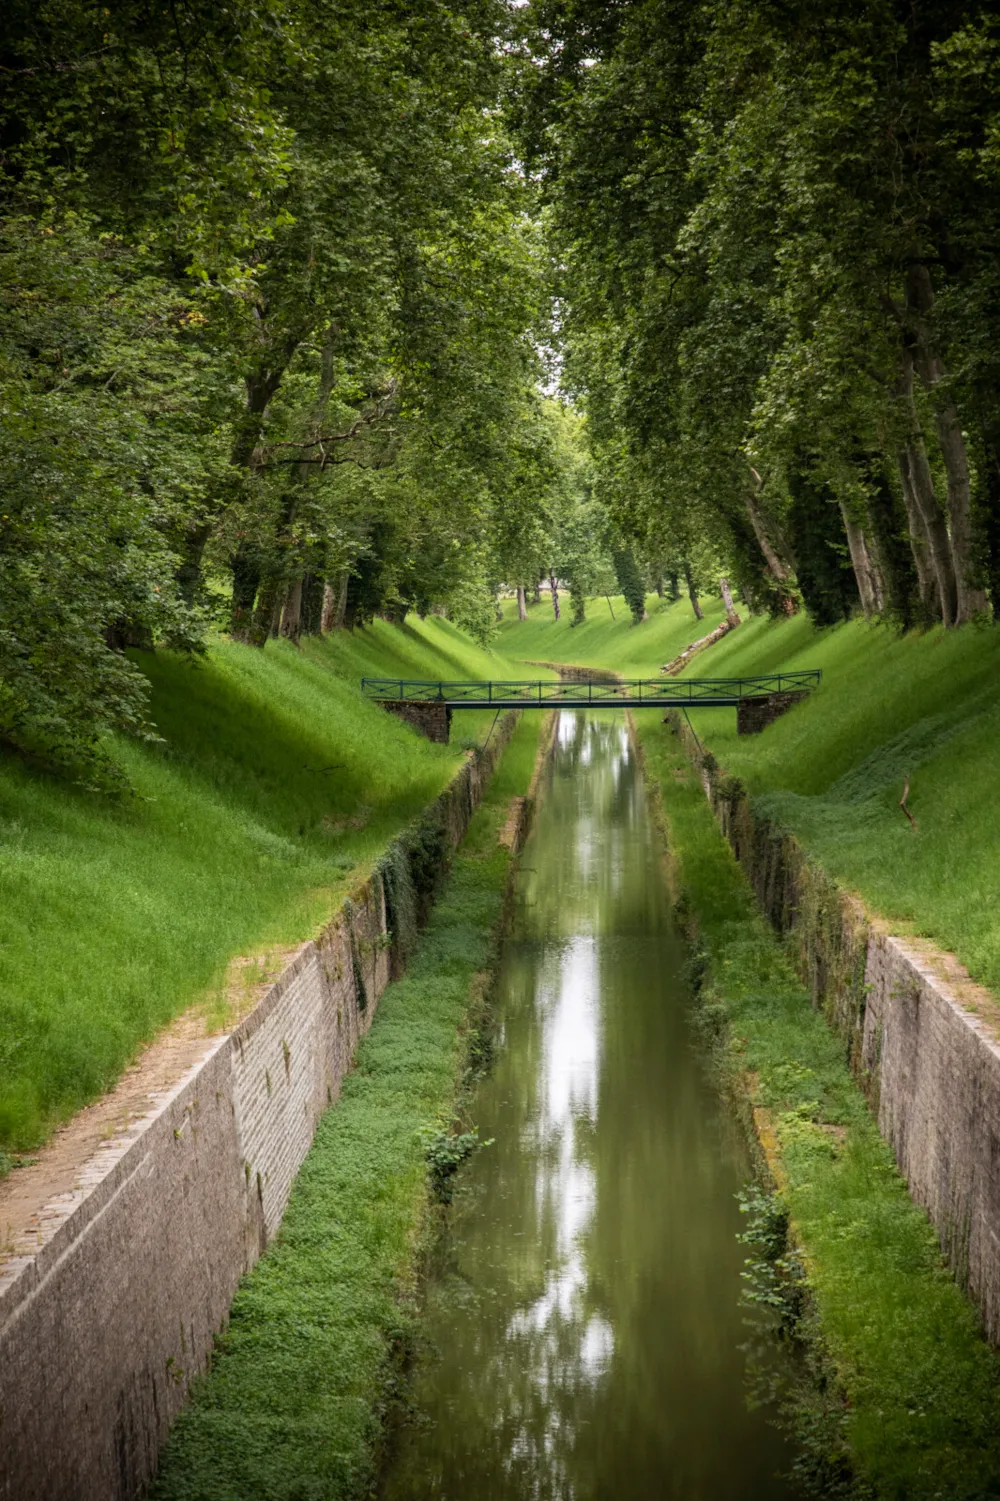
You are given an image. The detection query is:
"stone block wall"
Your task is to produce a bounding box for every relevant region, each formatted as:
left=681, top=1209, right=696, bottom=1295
left=379, top=699, right=452, bottom=742
left=0, top=713, right=517, bottom=1501
left=669, top=711, right=1000, bottom=1346
left=736, top=689, right=809, bottom=736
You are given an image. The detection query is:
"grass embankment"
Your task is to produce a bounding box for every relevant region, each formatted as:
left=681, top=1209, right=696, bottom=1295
left=498, top=588, right=727, bottom=675
left=151, top=712, right=543, bottom=1501
left=501, top=596, right=1000, bottom=999
left=636, top=713, right=1000, bottom=1499
left=0, top=617, right=526, bottom=1154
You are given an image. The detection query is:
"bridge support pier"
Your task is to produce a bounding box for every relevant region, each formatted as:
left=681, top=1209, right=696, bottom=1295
left=737, top=690, right=809, bottom=735
left=378, top=700, right=452, bottom=743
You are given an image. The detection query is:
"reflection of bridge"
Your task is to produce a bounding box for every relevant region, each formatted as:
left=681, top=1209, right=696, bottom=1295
left=363, top=673, right=821, bottom=741
left=361, top=672, right=820, bottom=708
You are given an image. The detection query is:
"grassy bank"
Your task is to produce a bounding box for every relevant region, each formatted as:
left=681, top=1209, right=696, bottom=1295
left=498, top=589, right=726, bottom=675
left=0, top=617, right=526, bottom=1152
left=500, top=599, right=1000, bottom=1001
left=635, top=709, right=1000, bottom=1498
left=150, top=712, right=543, bottom=1501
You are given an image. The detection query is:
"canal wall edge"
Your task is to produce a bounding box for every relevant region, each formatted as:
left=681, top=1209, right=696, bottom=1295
left=0, top=713, right=519, bottom=1501
left=666, top=710, right=1000, bottom=1348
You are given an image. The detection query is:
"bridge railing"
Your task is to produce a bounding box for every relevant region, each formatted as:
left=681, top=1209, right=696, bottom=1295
left=360, top=671, right=821, bottom=706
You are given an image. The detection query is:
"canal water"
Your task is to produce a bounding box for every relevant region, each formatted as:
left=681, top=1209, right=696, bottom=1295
left=381, top=713, right=798, bottom=1500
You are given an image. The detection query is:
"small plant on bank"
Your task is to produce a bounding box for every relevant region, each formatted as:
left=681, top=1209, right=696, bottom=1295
left=420, top=1124, right=491, bottom=1204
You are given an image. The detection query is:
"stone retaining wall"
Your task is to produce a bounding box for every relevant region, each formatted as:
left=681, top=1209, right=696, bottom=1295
left=736, top=689, right=810, bottom=736
left=669, top=712, right=1000, bottom=1346
left=0, top=714, right=517, bottom=1501
left=378, top=699, right=452, bottom=742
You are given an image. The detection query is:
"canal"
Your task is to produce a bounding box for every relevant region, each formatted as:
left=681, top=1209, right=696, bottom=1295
left=381, top=712, right=799, bottom=1499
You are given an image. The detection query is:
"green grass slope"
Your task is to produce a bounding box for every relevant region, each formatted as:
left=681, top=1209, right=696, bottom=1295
left=501, top=598, right=1000, bottom=1000
left=497, top=590, right=727, bottom=675
left=0, top=617, right=522, bottom=1152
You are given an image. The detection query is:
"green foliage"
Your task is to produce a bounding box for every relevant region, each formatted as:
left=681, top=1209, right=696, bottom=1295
left=517, top=0, right=1000, bottom=628
left=420, top=1125, right=487, bottom=1205
left=0, top=615, right=525, bottom=1149
left=0, top=0, right=551, bottom=770
left=150, top=715, right=540, bottom=1501
left=612, top=547, right=647, bottom=625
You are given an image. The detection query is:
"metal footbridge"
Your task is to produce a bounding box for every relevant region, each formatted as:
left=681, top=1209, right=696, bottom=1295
left=361, top=671, right=820, bottom=709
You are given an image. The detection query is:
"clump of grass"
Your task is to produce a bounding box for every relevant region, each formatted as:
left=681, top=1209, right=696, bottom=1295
left=0, top=616, right=527, bottom=1149
left=637, top=711, right=1000, bottom=1498
left=150, top=715, right=542, bottom=1501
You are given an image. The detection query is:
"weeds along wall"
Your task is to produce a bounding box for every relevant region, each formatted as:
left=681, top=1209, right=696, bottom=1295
left=669, top=711, right=1000, bottom=1348
left=0, top=712, right=518, bottom=1501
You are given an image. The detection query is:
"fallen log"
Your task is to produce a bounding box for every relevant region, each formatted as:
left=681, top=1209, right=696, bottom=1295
left=660, top=616, right=739, bottom=675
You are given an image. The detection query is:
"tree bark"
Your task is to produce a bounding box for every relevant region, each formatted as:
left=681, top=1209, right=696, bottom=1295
left=229, top=546, right=261, bottom=643
left=549, top=572, right=560, bottom=620
left=320, top=582, right=337, bottom=632
left=896, top=449, right=939, bottom=616
left=333, top=570, right=349, bottom=629
left=683, top=559, right=703, bottom=621
left=898, top=347, right=958, bottom=626
left=516, top=584, right=527, bottom=621
left=839, top=505, right=882, bottom=618
left=280, top=575, right=304, bottom=643
left=719, top=576, right=741, bottom=626
left=744, top=487, right=792, bottom=583
left=906, top=264, right=986, bottom=621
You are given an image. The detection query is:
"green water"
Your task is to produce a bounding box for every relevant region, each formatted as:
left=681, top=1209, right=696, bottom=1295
left=382, top=713, right=798, bottom=1500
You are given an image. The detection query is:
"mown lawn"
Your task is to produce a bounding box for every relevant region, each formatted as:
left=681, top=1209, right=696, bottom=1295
left=0, top=617, right=524, bottom=1151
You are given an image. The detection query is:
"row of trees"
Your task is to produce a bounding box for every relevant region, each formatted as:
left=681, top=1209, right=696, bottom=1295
left=1, top=0, right=593, bottom=780
left=517, top=0, right=1000, bottom=630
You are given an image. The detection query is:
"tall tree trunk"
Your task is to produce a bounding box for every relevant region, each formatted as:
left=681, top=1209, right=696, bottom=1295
left=683, top=560, right=703, bottom=621
left=549, top=572, right=560, bottom=620
left=896, top=449, right=939, bottom=617
left=744, top=485, right=792, bottom=583
left=719, top=576, right=741, bottom=626
left=280, top=576, right=304, bottom=643
left=333, top=570, right=349, bottom=629
left=223, top=343, right=301, bottom=628
left=532, top=577, right=541, bottom=606
left=320, top=582, right=337, bottom=632
left=230, top=546, right=261, bottom=643
left=516, top=584, right=527, bottom=621
left=898, top=348, right=957, bottom=625
left=906, top=264, right=986, bottom=622
left=839, top=504, right=881, bottom=618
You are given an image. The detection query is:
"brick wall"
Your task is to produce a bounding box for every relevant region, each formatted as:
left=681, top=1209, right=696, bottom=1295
left=0, top=714, right=517, bottom=1501
left=378, top=700, right=452, bottom=742
left=736, top=689, right=809, bottom=735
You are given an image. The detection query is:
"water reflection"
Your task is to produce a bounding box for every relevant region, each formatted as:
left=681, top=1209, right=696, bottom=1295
left=381, top=714, right=798, bottom=1501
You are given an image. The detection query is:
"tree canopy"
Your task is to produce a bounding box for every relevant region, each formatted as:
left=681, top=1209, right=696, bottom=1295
left=5, top=0, right=1000, bottom=782
left=515, top=0, right=1000, bottom=629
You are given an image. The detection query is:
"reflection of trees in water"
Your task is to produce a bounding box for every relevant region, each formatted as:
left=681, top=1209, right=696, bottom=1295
left=382, top=710, right=799, bottom=1501
left=518, top=714, right=668, bottom=945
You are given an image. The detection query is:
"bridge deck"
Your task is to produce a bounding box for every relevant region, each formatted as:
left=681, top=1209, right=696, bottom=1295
left=361, top=672, right=820, bottom=709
